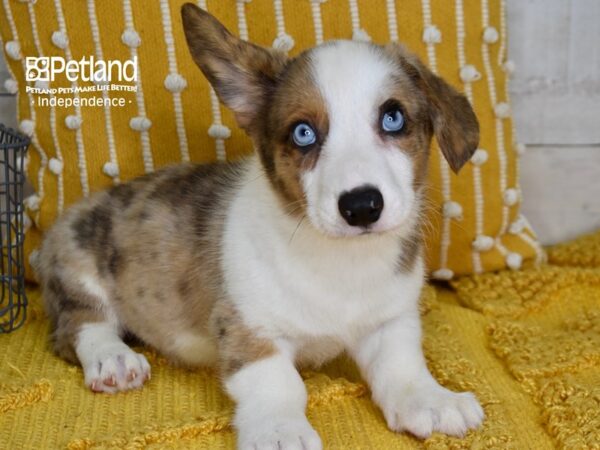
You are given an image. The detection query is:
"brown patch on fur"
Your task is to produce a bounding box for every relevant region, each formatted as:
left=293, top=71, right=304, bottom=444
left=376, top=74, right=435, bottom=191
left=181, top=3, right=287, bottom=130
left=176, top=276, right=192, bottom=298
left=211, top=302, right=276, bottom=378
left=397, top=228, right=423, bottom=272
left=71, top=203, right=124, bottom=277
left=182, top=3, right=325, bottom=217
left=183, top=5, right=476, bottom=221
left=40, top=159, right=247, bottom=369
left=149, top=162, right=244, bottom=239
left=258, top=53, right=329, bottom=211
left=386, top=44, right=479, bottom=173
left=109, top=183, right=135, bottom=208
left=42, top=274, right=109, bottom=363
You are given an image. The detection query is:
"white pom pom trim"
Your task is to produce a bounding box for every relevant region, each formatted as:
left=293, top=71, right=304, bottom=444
left=164, top=73, right=187, bottom=93
left=352, top=28, right=371, bottom=42
left=129, top=116, right=152, bottom=131
left=4, top=78, right=18, bottom=94
left=422, top=25, right=442, bottom=44
left=472, top=235, right=495, bottom=252
left=48, top=158, right=64, bottom=175
left=494, top=102, right=511, bottom=118
left=423, top=26, right=442, bottom=44
left=432, top=268, right=454, bottom=280
left=503, top=188, right=519, bottom=206
left=459, top=64, right=481, bottom=83
left=103, top=162, right=120, bottom=178
left=483, top=26, right=499, bottom=44
left=65, top=115, right=82, bottom=130
left=443, top=201, right=463, bottom=220
left=51, top=31, right=68, bottom=49
left=208, top=124, right=231, bottom=140
left=121, top=28, right=141, bottom=48
left=502, top=60, right=516, bottom=75
left=24, top=194, right=41, bottom=211
left=515, top=143, right=527, bottom=156
left=506, top=252, right=523, bottom=270
left=5, top=40, right=21, bottom=60
left=509, top=217, right=526, bottom=235
left=19, top=119, right=35, bottom=137
left=470, top=149, right=489, bottom=166
left=272, top=34, right=295, bottom=51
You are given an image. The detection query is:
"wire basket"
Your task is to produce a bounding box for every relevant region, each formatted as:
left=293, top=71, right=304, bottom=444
left=1, top=124, right=30, bottom=333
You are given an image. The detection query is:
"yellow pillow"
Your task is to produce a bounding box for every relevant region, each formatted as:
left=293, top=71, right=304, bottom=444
left=0, top=0, right=543, bottom=280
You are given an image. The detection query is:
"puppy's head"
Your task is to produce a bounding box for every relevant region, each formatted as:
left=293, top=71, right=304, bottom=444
left=182, top=4, right=479, bottom=238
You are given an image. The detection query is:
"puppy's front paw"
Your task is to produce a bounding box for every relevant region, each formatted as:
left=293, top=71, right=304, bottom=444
left=237, top=416, right=322, bottom=450
left=83, top=344, right=151, bottom=394
left=381, top=383, right=484, bottom=439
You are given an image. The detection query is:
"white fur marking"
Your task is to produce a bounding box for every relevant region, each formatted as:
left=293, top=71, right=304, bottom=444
left=352, top=315, right=484, bottom=438
left=224, top=157, right=423, bottom=348
left=226, top=347, right=322, bottom=450
left=306, top=42, right=416, bottom=237
left=76, top=323, right=151, bottom=393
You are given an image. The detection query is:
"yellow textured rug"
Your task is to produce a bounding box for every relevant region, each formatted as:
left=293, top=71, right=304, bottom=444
left=1, top=232, right=599, bottom=449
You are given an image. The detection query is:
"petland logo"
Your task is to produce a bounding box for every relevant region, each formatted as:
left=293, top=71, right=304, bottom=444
left=25, top=56, right=137, bottom=84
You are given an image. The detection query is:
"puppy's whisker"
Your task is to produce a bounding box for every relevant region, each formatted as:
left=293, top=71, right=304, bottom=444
left=243, top=170, right=268, bottom=186
left=289, top=215, right=306, bottom=244
left=281, top=199, right=307, bottom=210
left=279, top=200, right=308, bottom=217
left=282, top=206, right=305, bottom=218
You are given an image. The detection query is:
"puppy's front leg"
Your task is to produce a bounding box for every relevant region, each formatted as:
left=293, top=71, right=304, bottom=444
left=225, top=349, right=321, bottom=450
left=351, top=312, right=484, bottom=439
left=215, top=307, right=321, bottom=450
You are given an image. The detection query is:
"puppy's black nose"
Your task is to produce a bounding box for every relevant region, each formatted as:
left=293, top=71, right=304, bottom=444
left=338, top=186, right=384, bottom=227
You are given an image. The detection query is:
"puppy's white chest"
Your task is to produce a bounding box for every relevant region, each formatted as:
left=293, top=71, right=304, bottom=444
left=233, top=239, right=420, bottom=345
left=222, top=173, right=423, bottom=344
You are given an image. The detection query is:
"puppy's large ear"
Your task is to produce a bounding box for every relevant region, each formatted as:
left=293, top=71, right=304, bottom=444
left=390, top=46, right=479, bottom=173
left=181, top=3, right=287, bottom=130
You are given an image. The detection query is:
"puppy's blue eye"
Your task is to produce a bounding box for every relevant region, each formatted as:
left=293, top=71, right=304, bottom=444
left=292, top=123, right=317, bottom=147
left=381, top=109, right=404, bottom=132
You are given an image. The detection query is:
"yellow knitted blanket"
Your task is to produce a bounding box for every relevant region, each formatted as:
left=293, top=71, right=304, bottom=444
left=1, top=232, right=599, bottom=449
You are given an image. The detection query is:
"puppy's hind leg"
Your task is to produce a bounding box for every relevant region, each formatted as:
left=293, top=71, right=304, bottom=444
left=44, top=274, right=150, bottom=394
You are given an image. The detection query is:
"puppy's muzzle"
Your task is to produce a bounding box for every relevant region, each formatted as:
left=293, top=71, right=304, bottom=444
left=338, top=186, right=384, bottom=227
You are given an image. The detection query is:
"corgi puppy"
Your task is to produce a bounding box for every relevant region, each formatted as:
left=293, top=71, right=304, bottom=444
left=39, top=4, right=483, bottom=448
